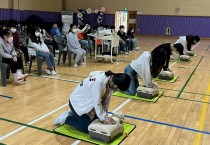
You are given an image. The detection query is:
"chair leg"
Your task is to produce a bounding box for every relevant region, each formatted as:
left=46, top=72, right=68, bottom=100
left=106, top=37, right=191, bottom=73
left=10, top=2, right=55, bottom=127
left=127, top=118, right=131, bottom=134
left=57, top=53, right=61, bottom=65
left=1, top=64, right=8, bottom=87
left=67, top=51, right=72, bottom=67
left=29, top=56, right=33, bottom=73
left=63, top=53, right=67, bottom=64
left=37, top=57, right=43, bottom=76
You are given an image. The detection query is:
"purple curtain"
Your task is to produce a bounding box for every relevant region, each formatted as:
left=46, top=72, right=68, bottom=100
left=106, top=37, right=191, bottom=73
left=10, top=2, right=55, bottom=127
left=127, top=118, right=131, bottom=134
left=0, top=8, right=60, bottom=22
left=137, top=15, right=210, bottom=38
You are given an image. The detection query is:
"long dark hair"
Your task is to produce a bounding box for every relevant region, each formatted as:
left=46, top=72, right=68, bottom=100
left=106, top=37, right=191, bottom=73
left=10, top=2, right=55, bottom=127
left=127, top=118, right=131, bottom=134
left=105, top=70, right=131, bottom=91
left=29, top=26, right=41, bottom=44
left=150, top=49, right=167, bottom=78
left=0, top=28, right=11, bottom=39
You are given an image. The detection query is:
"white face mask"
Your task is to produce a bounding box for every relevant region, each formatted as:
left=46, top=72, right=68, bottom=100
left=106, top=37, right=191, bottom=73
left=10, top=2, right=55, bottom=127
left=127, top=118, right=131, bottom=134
left=72, top=29, right=77, bottom=33
left=11, top=28, right=17, bottom=33
left=131, top=30, right=134, bottom=33
left=35, top=32, right=40, bottom=37
left=172, top=51, right=180, bottom=60
left=120, top=28, right=124, bottom=32
left=7, top=37, right=13, bottom=43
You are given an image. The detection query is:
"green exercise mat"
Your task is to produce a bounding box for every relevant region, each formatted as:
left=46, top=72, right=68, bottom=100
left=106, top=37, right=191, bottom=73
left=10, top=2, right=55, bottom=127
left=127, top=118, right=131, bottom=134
left=53, top=123, right=136, bottom=145
left=112, top=91, right=163, bottom=102
left=153, top=76, right=179, bottom=83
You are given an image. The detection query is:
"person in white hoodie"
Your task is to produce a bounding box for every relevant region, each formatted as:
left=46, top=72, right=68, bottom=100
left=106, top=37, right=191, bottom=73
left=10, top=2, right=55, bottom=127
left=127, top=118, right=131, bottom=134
left=28, top=26, right=56, bottom=75
left=0, top=28, right=28, bottom=84
left=175, top=35, right=195, bottom=54
left=54, top=70, right=131, bottom=133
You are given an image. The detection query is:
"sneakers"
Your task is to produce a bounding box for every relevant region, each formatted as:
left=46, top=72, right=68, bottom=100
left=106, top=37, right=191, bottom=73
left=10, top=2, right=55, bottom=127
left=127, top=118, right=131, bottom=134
left=74, top=64, right=78, bottom=68
left=124, top=52, right=129, bottom=55
left=54, top=57, right=58, bottom=61
left=135, top=47, right=140, bottom=51
left=51, top=70, right=57, bottom=75
left=55, top=50, right=59, bottom=54
left=46, top=69, right=51, bottom=75
left=80, top=62, right=86, bottom=65
left=128, top=51, right=132, bottom=54
left=17, top=74, right=29, bottom=81
left=54, top=111, right=69, bottom=125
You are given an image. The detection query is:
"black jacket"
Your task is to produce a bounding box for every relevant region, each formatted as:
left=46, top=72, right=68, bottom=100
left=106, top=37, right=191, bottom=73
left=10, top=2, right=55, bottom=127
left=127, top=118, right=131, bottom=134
left=117, top=31, right=128, bottom=41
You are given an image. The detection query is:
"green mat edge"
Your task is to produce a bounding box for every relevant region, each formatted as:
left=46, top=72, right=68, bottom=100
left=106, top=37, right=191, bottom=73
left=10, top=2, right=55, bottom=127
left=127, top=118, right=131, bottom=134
left=53, top=123, right=136, bottom=145
left=113, top=91, right=164, bottom=103
left=154, top=76, right=179, bottom=83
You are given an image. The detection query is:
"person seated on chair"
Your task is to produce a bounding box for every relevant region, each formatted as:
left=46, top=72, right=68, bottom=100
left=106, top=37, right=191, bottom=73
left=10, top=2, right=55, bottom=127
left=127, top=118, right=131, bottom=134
left=0, top=28, right=28, bottom=84
left=54, top=70, right=131, bottom=133
left=152, top=43, right=184, bottom=72
left=117, top=25, right=133, bottom=54
left=67, top=23, right=87, bottom=68
left=175, top=35, right=195, bottom=54
left=127, top=27, right=140, bottom=51
left=50, top=22, right=63, bottom=37
left=122, top=48, right=169, bottom=96
left=7, top=21, right=30, bottom=65
left=28, top=26, right=56, bottom=75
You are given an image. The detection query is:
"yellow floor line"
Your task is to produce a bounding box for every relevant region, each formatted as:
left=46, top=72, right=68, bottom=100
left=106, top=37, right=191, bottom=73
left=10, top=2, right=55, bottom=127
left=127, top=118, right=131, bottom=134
left=194, top=82, right=210, bottom=145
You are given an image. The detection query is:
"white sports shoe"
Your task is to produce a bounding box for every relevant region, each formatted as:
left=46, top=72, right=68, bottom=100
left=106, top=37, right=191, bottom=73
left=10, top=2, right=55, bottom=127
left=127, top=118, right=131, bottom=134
left=74, top=64, right=78, bottom=68
left=129, top=51, right=132, bottom=54
left=124, top=52, right=129, bottom=55
left=45, top=69, right=51, bottom=75
left=54, top=111, right=69, bottom=125
left=51, top=70, right=57, bottom=75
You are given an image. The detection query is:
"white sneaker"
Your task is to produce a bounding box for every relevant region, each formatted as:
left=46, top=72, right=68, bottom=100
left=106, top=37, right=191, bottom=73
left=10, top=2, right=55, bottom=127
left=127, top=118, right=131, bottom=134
left=135, top=47, right=140, bottom=51
left=54, top=57, right=58, bottom=61
left=81, top=62, right=86, bottom=65
left=74, top=64, right=78, bottom=68
left=55, top=50, right=59, bottom=54
left=124, top=52, right=129, bottom=55
left=46, top=69, right=51, bottom=75
left=54, top=111, right=69, bottom=125
left=129, top=51, right=132, bottom=54
left=51, top=70, right=57, bottom=75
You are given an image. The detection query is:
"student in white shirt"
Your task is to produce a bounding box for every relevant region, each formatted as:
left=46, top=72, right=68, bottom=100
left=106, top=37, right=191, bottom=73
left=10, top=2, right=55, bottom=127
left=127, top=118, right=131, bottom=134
left=175, top=35, right=195, bottom=54
left=122, top=48, right=169, bottom=96
left=54, top=71, right=131, bottom=133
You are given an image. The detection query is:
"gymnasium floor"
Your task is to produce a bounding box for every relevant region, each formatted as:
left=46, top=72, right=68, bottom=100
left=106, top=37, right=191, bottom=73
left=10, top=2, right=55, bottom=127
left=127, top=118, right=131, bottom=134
left=0, top=35, right=210, bottom=145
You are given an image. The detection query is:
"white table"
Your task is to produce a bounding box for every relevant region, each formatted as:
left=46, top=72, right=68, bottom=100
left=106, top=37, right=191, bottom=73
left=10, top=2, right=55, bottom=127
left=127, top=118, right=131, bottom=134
left=88, top=34, right=120, bottom=63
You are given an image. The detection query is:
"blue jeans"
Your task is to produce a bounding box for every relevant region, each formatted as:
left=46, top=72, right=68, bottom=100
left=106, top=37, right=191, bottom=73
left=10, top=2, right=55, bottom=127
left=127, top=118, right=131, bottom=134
left=37, top=51, right=54, bottom=69
left=122, top=65, right=139, bottom=96
left=65, top=102, right=97, bottom=133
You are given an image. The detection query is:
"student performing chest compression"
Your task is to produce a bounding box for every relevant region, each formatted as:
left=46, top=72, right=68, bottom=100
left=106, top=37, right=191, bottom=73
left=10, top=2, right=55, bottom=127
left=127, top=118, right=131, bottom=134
left=54, top=71, right=131, bottom=133
left=122, top=43, right=183, bottom=96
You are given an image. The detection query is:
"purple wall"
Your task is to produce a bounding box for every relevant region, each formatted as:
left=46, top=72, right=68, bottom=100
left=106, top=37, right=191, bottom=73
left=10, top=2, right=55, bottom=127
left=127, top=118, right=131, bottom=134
left=137, top=15, right=210, bottom=38
left=0, top=8, right=61, bottom=22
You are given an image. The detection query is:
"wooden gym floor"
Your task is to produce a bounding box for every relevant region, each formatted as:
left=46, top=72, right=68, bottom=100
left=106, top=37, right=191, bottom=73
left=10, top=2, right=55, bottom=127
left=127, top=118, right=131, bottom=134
left=1, top=35, right=210, bottom=145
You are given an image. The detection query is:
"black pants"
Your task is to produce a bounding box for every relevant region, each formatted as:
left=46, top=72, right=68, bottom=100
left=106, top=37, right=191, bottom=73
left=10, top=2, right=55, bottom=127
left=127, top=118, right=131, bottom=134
left=19, top=46, right=30, bottom=62
left=2, top=57, right=23, bottom=73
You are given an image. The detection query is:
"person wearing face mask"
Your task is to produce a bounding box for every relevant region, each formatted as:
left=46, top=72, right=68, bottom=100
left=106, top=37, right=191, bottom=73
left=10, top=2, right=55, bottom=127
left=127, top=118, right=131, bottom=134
left=0, top=29, right=28, bottom=84
left=117, top=25, right=133, bottom=54
left=50, top=22, right=63, bottom=37
left=67, top=23, right=87, bottom=68
left=54, top=70, right=131, bottom=133
left=122, top=48, right=170, bottom=96
left=7, top=22, right=30, bottom=65
left=28, top=26, right=56, bottom=75
left=127, top=27, right=140, bottom=51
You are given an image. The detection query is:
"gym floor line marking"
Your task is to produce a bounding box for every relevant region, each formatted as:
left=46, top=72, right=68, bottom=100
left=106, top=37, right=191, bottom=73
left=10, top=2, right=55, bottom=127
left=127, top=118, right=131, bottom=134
left=176, top=56, right=204, bottom=98
left=0, top=103, right=69, bottom=141
left=0, top=95, right=13, bottom=99
left=192, top=42, right=201, bottom=50
left=193, top=81, right=210, bottom=145
left=1, top=108, right=210, bottom=143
